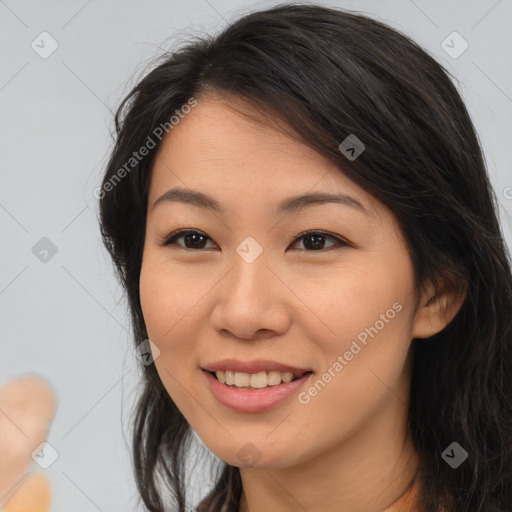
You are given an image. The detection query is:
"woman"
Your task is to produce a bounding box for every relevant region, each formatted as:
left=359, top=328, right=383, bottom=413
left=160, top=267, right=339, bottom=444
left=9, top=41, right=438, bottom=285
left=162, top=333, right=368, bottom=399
left=98, top=4, right=512, bottom=511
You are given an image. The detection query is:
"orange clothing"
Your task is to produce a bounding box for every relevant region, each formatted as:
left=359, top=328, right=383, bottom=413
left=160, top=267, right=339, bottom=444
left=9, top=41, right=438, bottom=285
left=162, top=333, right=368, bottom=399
left=4, top=472, right=52, bottom=512
left=383, top=474, right=420, bottom=512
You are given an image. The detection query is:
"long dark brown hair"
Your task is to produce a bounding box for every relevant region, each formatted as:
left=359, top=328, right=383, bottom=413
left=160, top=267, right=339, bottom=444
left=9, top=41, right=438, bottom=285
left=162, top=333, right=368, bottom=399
left=98, top=4, right=512, bottom=511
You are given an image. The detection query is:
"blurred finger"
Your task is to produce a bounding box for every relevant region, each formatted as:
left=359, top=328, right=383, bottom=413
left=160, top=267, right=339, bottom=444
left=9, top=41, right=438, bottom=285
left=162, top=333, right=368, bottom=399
left=3, top=472, right=51, bottom=512
left=0, top=375, right=56, bottom=507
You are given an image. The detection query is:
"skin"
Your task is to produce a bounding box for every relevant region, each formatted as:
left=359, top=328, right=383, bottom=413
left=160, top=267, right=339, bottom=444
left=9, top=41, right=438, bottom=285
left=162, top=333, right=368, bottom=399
left=0, top=375, right=55, bottom=511
left=139, top=95, right=465, bottom=512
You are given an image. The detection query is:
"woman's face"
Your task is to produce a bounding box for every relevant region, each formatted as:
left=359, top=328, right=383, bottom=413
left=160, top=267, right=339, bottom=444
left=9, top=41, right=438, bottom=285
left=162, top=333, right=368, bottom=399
left=139, top=95, right=423, bottom=470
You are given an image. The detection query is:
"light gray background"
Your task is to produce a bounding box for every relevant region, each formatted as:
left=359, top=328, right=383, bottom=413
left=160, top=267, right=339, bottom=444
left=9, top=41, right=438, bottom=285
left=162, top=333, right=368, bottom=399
left=1, top=1, right=511, bottom=511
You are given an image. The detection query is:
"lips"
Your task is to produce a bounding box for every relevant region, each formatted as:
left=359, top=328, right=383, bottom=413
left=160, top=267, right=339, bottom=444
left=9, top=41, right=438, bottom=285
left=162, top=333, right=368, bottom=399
left=203, top=369, right=313, bottom=412
left=201, top=359, right=313, bottom=376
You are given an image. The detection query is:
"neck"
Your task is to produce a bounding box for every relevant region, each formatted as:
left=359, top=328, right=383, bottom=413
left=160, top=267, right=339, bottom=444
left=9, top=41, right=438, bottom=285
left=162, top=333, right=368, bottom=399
left=237, top=397, right=419, bottom=512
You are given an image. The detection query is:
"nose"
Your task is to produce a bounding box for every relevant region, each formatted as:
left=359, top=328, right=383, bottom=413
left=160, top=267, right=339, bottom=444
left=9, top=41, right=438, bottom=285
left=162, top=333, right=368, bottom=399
left=209, top=253, right=291, bottom=341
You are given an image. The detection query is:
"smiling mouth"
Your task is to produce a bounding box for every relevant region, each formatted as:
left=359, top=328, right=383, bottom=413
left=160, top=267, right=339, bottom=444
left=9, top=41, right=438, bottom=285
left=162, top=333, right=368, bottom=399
left=207, top=369, right=313, bottom=390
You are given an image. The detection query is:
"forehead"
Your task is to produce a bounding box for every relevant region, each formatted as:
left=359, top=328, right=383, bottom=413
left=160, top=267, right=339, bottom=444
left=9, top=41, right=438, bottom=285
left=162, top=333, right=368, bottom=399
left=153, top=97, right=329, bottom=176
left=148, top=97, right=381, bottom=221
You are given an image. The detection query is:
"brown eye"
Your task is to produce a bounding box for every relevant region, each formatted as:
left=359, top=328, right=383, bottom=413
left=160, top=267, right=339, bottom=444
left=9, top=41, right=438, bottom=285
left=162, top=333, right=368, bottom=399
left=290, top=230, right=348, bottom=251
left=162, top=229, right=215, bottom=250
left=161, top=229, right=349, bottom=252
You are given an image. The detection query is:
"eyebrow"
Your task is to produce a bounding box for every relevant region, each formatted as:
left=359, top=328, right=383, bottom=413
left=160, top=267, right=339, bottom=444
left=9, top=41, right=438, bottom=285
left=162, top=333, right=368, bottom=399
left=152, top=187, right=370, bottom=217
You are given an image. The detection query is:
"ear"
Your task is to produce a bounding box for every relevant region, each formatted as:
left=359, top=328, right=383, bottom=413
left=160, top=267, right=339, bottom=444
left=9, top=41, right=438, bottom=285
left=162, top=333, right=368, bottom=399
left=412, top=274, right=467, bottom=339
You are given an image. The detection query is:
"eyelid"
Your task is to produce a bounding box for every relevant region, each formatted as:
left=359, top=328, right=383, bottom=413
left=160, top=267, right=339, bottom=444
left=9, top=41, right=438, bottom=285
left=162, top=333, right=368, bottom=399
left=290, top=230, right=349, bottom=250
left=159, top=228, right=213, bottom=248
left=159, top=228, right=351, bottom=251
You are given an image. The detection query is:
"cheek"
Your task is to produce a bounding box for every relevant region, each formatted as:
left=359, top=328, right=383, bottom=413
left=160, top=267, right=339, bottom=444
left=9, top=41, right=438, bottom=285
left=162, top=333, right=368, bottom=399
left=299, top=259, right=412, bottom=350
left=139, top=253, right=209, bottom=342
left=296, top=258, right=415, bottom=413
left=293, top=309, right=414, bottom=458
left=139, top=256, right=211, bottom=409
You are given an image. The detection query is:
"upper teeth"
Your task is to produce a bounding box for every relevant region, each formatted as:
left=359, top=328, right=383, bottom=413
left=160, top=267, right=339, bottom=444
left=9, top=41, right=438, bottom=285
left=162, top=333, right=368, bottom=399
left=215, top=370, right=300, bottom=388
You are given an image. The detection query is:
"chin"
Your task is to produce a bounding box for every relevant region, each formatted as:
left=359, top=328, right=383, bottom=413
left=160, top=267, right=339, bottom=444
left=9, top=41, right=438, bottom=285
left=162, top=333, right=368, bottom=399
left=203, top=438, right=304, bottom=470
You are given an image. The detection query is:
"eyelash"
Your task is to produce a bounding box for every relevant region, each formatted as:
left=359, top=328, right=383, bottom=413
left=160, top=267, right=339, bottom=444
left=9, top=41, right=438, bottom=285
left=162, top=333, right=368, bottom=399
left=159, top=228, right=350, bottom=252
